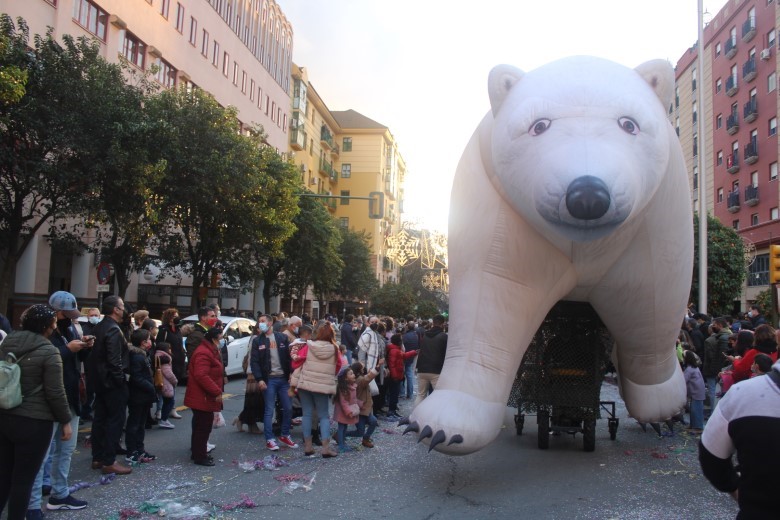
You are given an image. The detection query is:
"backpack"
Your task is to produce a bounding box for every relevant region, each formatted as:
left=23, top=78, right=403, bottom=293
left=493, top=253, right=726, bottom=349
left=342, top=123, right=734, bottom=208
left=0, top=352, right=23, bottom=409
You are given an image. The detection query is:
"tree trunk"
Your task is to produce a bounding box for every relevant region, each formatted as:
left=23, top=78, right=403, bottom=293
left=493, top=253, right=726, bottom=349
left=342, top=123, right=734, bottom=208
left=0, top=255, right=18, bottom=317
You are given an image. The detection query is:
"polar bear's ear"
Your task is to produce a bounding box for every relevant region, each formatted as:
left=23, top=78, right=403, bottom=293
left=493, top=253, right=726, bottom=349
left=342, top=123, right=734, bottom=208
left=635, top=59, right=675, bottom=110
left=488, top=65, right=525, bottom=116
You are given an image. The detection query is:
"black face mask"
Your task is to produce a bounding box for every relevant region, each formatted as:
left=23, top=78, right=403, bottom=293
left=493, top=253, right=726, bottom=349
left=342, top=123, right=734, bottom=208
left=56, top=317, right=71, bottom=331
left=172, top=317, right=181, bottom=325
left=369, top=323, right=378, bottom=331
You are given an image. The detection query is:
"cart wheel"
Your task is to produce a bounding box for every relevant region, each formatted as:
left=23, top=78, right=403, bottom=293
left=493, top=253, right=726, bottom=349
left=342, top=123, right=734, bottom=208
left=537, top=411, right=549, bottom=450
left=583, top=419, right=596, bottom=452
left=608, top=418, right=619, bottom=441
left=514, top=414, right=525, bottom=436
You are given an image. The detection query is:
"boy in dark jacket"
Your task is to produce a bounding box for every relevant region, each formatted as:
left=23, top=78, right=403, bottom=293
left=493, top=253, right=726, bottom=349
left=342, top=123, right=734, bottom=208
left=125, top=329, right=158, bottom=463
left=385, top=334, right=417, bottom=419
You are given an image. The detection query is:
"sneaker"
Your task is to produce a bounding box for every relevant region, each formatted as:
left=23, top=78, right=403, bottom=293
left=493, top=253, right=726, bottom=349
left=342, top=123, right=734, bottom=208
left=154, top=410, right=161, bottom=420
left=125, top=451, right=141, bottom=463
left=206, top=442, right=216, bottom=453
left=170, top=410, right=182, bottom=419
left=193, top=457, right=215, bottom=467
left=47, top=494, right=88, bottom=510
left=266, top=439, right=280, bottom=451
left=25, top=509, right=44, bottom=520
left=278, top=435, right=298, bottom=449
left=362, top=438, right=374, bottom=448
left=158, top=420, right=175, bottom=429
left=140, top=451, right=157, bottom=461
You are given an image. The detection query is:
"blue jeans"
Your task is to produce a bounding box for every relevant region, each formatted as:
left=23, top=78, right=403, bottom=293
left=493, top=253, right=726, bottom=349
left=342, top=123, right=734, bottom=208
left=689, top=399, right=704, bottom=429
left=403, top=362, right=415, bottom=398
left=161, top=394, right=175, bottom=421
left=345, top=350, right=353, bottom=365
left=264, top=377, right=292, bottom=440
left=336, top=423, right=349, bottom=449
left=298, top=390, right=331, bottom=441
left=29, top=410, right=80, bottom=508
left=345, top=413, right=377, bottom=440
left=704, top=376, right=718, bottom=413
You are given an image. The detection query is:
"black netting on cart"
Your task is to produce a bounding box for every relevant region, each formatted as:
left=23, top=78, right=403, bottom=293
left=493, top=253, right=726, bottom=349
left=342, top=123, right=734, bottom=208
left=507, top=301, right=613, bottom=419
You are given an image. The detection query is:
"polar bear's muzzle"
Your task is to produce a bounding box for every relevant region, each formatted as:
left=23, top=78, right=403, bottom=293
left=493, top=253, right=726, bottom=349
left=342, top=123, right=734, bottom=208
left=565, top=175, right=610, bottom=220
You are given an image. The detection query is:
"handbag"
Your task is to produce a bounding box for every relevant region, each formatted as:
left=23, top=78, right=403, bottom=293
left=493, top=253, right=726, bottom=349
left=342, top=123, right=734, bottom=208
left=153, top=356, right=164, bottom=392
left=369, top=379, right=379, bottom=396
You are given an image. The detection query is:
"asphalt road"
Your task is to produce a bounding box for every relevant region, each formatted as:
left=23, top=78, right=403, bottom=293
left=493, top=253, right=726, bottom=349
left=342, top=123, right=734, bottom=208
left=32, top=377, right=738, bottom=520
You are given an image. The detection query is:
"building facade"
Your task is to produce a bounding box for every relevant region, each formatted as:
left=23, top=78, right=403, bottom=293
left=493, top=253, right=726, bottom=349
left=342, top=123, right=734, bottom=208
left=674, top=0, right=779, bottom=311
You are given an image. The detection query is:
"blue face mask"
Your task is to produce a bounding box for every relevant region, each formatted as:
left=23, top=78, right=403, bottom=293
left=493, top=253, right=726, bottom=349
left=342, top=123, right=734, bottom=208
left=88, top=316, right=100, bottom=325
left=259, top=322, right=269, bottom=333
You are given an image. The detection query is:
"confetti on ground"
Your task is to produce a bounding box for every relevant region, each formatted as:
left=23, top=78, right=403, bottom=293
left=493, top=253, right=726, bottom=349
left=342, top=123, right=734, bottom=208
left=220, top=494, right=257, bottom=511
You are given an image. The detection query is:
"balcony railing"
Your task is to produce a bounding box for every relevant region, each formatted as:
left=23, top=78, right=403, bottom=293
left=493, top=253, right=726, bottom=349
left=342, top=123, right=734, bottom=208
left=692, top=79, right=697, bottom=92
left=726, top=75, right=739, bottom=96
left=725, top=37, right=738, bottom=58
left=742, top=17, right=756, bottom=42
left=745, top=185, right=759, bottom=206
left=727, top=114, right=739, bottom=135
left=745, top=141, right=758, bottom=164
left=742, top=57, right=757, bottom=82
left=727, top=190, right=740, bottom=213
left=330, top=142, right=340, bottom=158
left=290, top=127, right=306, bottom=150
left=319, top=157, right=336, bottom=180
left=320, top=125, right=334, bottom=150
left=727, top=152, right=740, bottom=174
left=692, top=112, right=698, bottom=125
left=744, top=99, right=758, bottom=123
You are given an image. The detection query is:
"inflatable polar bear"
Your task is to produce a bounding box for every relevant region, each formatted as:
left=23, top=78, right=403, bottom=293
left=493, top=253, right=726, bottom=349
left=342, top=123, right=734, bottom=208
left=405, top=56, right=694, bottom=455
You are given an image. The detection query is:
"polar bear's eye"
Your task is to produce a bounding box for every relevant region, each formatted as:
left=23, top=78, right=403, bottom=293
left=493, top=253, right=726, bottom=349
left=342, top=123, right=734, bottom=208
left=618, top=117, right=640, bottom=135
left=529, top=119, right=551, bottom=136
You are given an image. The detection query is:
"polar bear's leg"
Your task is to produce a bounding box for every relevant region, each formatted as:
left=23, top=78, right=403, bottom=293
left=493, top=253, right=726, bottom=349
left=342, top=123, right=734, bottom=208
left=408, top=125, right=577, bottom=455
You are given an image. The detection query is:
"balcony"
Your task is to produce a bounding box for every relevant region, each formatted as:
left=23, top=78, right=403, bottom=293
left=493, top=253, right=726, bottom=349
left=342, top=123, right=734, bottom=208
left=320, top=125, right=334, bottom=150
left=692, top=79, right=697, bottom=92
left=330, top=142, right=340, bottom=158
left=742, top=17, right=756, bottom=42
left=745, top=185, right=759, bottom=206
left=319, top=157, right=336, bottom=181
left=726, top=76, right=738, bottom=96
left=726, top=152, right=740, bottom=174
left=742, top=57, right=756, bottom=83
left=744, top=141, right=758, bottom=165
left=725, top=37, right=738, bottom=59
left=290, top=127, right=305, bottom=151
left=727, top=190, right=740, bottom=213
left=727, top=114, right=739, bottom=135
left=744, top=99, right=758, bottom=123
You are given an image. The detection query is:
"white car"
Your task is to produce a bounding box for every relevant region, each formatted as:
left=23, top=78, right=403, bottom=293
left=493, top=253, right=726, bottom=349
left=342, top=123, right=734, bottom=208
left=181, top=315, right=256, bottom=376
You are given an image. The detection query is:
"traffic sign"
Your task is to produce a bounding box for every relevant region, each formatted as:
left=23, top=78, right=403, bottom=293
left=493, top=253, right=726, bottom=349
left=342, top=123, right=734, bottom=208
left=97, top=262, right=111, bottom=284
left=96, top=284, right=110, bottom=293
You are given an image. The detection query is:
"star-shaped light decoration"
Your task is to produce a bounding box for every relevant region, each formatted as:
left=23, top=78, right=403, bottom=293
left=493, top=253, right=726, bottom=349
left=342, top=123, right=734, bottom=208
left=422, top=270, right=442, bottom=291
left=385, top=230, right=420, bottom=267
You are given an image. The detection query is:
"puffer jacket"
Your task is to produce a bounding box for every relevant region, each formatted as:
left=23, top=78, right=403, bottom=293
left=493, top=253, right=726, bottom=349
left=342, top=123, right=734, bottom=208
left=155, top=350, right=178, bottom=398
left=296, top=340, right=340, bottom=395
left=416, top=327, right=448, bottom=374
left=386, top=343, right=417, bottom=381
left=0, top=330, right=71, bottom=424
left=184, top=340, right=224, bottom=412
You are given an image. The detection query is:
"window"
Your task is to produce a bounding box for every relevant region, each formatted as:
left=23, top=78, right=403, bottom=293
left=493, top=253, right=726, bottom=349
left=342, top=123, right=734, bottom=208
left=201, top=30, right=209, bottom=57
left=222, top=52, right=229, bottom=76
left=733, top=220, right=740, bottom=230
left=717, top=151, right=723, bottom=165
left=121, top=31, right=146, bottom=69
left=771, top=162, right=778, bottom=181
left=341, top=164, right=351, bottom=178
left=249, top=80, right=255, bottom=101
left=175, top=3, right=185, bottom=33
left=154, top=58, right=176, bottom=88
left=748, top=253, right=768, bottom=286
left=233, top=62, right=239, bottom=85
left=769, top=29, right=776, bottom=48
left=340, top=190, right=350, bottom=205
left=770, top=72, right=777, bottom=93
left=282, top=114, right=287, bottom=132
left=277, top=107, right=281, bottom=127
left=339, top=217, right=349, bottom=229
left=270, top=102, right=276, bottom=122
left=257, top=88, right=263, bottom=108
left=160, top=0, right=170, bottom=19
left=72, top=0, right=109, bottom=41
left=716, top=114, right=722, bottom=129
left=772, top=208, right=779, bottom=220
left=770, top=117, right=777, bottom=136
left=716, top=78, right=722, bottom=93
left=212, top=41, right=219, bottom=67
left=752, top=213, right=759, bottom=226
left=752, top=171, right=759, bottom=186
left=189, top=17, right=197, bottom=45
left=342, top=137, right=352, bottom=152
left=717, top=187, right=724, bottom=202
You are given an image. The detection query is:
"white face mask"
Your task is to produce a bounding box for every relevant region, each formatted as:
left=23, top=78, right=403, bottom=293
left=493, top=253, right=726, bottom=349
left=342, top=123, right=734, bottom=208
left=88, top=316, right=100, bottom=325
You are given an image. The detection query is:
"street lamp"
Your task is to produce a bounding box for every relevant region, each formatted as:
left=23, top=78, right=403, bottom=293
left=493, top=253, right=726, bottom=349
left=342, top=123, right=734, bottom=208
left=697, top=0, right=708, bottom=314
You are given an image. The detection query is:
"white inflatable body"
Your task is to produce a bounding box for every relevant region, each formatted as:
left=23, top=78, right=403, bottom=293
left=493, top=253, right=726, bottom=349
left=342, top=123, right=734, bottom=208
left=408, top=56, right=693, bottom=455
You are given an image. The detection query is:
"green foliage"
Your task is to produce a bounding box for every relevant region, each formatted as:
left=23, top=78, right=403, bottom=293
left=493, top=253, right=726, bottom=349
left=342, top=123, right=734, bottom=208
left=754, top=289, right=772, bottom=317
left=370, top=282, right=417, bottom=318
left=0, top=31, right=26, bottom=104
left=691, top=213, right=746, bottom=316
left=414, top=300, right=440, bottom=320
left=335, top=228, right=378, bottom=302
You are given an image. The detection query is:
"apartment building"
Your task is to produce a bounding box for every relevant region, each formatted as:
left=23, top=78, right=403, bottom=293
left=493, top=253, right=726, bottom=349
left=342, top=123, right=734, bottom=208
left=673, top=0, right=779, bottom=309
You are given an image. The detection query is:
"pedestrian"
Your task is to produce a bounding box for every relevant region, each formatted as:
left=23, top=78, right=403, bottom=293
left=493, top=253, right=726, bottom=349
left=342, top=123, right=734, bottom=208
left=385, top=334, right=417, bottom=419
left=0, top=305, right=72, bottom=520
left=157, top=308, right=186, bottom=395
left=683, top=350, right=705, bottom=433
left=401, top=318, right=420, bottom=399
left=727, top=324, right=778, bottom=383
left=154, top=342, right=178, bottom=429
left=332, top=367, right=359, bottom=452
left=340, top=314, right=358, bottom=364
left=125, top=329, right=157, bottom=463
left=184, top=326, right=225, bottom=467
left=415, top=314, right=448, bottom=406
left=345, top=360, right=383, bottom=448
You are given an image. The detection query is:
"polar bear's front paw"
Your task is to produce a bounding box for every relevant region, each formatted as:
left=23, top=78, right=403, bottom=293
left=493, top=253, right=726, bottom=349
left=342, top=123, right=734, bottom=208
left=404, top=389, right=505, bottom=455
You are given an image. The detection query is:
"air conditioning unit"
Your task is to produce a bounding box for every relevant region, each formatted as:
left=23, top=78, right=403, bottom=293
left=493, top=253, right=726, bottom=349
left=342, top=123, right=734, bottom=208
left=309, top=177, right=318, bottom=185
left=761, top=48, right=771, bottom=60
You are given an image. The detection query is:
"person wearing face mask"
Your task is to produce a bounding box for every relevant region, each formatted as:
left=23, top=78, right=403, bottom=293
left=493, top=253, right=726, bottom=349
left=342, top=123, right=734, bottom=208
left=85, top=296, right=132, bottom=476
left=157, top=308, right=186, bottom=404
left=340, top=314, right=359, bottom=365
left=184, top=307, right=219, bottom=365
left=80, top=308, right=101, bottom=423
left=0, top=304, right=72, bottom=520
left=283, top=316, right=302, bottom=345
left=747, top=305, right=767, bottom=329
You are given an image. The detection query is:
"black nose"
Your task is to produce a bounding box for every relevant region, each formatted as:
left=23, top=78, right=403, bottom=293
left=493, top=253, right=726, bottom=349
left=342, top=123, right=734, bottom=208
left=565, top=176, right=611, bottom=220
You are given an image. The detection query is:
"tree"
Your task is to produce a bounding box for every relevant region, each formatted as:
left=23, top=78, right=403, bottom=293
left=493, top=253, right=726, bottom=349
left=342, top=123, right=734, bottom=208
left=334, top=227, right=378, bottom=305
left=691, top=213, right=746, bottom=316
left=147, top=88, right=298, bottom=305
left=0, top=31, right=26, bottom=105
left=0, top=17, right=128, bottom=312
left=370, top=282, right=416, bottom=318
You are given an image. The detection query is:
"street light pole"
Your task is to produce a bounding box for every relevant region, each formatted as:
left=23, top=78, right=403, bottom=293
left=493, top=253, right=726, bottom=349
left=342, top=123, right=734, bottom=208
left=697, top=0, right=708, bottom=315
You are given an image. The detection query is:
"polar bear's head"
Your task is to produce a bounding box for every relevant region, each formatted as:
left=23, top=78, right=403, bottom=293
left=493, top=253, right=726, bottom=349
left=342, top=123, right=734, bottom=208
left=486, top=56, right=676, bottom=242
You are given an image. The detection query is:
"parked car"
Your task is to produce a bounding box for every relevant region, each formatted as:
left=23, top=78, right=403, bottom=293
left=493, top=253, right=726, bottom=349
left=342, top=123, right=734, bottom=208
left=180, top=315, right=256, bottom=376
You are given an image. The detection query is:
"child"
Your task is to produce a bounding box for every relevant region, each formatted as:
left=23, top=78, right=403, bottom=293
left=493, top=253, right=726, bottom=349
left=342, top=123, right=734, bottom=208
left=154, top=342, right=178, bottom=429
left=126, top=329, right=158, bottom=463
left=751, top=353, right=773, bottom=377
left=385, top=334, right=417, bottom=419
left=338, top=344, right=349, bottom=368
left=288, top=325, right=313, bottom=397
left=333, top=367, right=360, bottom=452
left=345, top=360, right=382, bottom=448
left=683, top=350, right=706, bottom=433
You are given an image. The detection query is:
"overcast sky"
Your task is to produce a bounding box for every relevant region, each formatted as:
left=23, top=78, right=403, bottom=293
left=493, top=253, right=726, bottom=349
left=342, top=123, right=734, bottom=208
left=277, top=0, right=729, bottom=232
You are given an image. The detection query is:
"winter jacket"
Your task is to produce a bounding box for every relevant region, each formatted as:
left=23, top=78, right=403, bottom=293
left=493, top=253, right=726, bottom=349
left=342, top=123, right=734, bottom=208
left=684, top=365, right=706, bottom=401
left=184, top=323, right=208, bottom=360
left=128, top=346, right=157, bottom=406
left=250, top=332, right=292, bottom=383
left=333, top=382, right=361, bottom=425
left=386, top=343, right=417, bottom=381
left=0, top=330, right=71, bottom=424
left=355, top=368, right=379, bottom=416
left=416, top=327, right=448, bottom=374
left=50, top=321, right=89, bottom=416
left=402, top=329, right=421, bottom=367
left=155, top=350, right=178, bottom=398
left=702, top=329, right=730, bottom=378
left=295, top=340, right=339, bottom=395
left=87, top=316, right=129, bottom=391
left=340, top=322, right=358, bottom=355
left=184, top=340, right=224, bottom=412
left=733, top=342, right=779, bottom=383
left=157, top=324, right=185, bottom=381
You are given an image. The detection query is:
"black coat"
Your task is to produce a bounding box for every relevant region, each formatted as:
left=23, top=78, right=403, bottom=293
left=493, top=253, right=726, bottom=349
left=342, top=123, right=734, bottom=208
left=128, top=346, right=157, bottom=406
left=416, top=327, right=448, bottom=374
left=158, top=324, right=186, bottom=381
left=250, top=332, right=292, bottom=383
left=50, top=322, right=89, bottom=415
left=87, top=316, right=129, bottom=391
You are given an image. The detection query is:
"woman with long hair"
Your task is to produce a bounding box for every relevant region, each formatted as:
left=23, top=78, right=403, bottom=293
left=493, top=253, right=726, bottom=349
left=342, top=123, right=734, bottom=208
left=729, top=325, right=778, bottom=383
